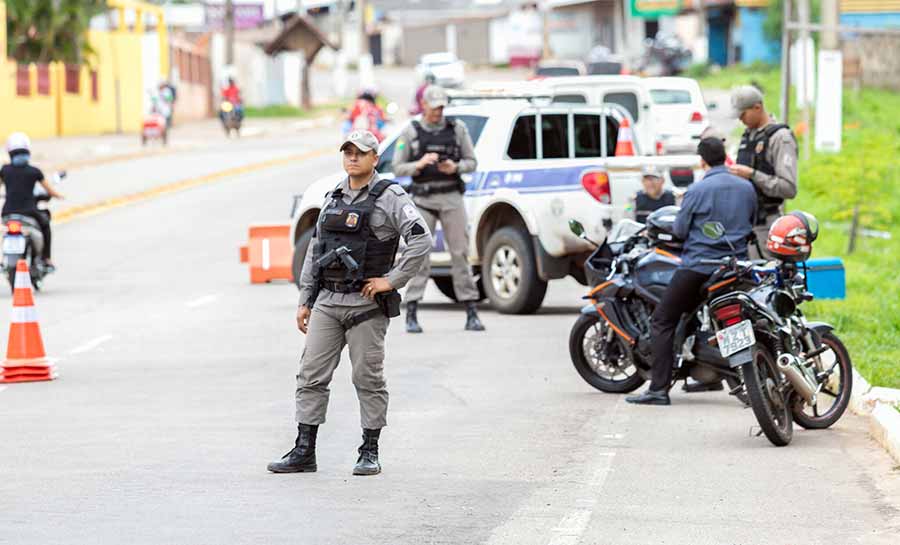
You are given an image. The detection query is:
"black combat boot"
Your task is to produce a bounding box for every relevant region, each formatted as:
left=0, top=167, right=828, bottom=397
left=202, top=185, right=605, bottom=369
left=464, top=302, right=485, bottom=331
left=406, top=302, right=423, bottom=334
left=267, top=423, right=318, bottom=473
left=353, top=428, right=381, bottom=476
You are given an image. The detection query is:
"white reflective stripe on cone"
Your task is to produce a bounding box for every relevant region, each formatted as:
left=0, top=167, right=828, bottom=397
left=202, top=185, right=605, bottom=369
left=262, top=238, right=271, bottom=271
left=14, top=271, right=32, bottom=288
left=10, top=305, right=38, bottom=323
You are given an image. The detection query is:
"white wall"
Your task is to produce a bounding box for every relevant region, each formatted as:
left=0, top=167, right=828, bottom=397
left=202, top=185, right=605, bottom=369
left=141, top=33, right=162, bottom=113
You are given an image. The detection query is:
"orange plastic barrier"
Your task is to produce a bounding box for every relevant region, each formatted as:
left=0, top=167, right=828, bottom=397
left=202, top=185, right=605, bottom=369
left=615, top=117, right=636, bottom=157
left=0, top=260, right=56, bottom=383
left=239, top=224, right=294, bottom=284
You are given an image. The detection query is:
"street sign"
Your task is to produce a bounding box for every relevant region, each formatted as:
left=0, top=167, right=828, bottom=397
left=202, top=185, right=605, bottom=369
left=630, top=0, right=682, bottom=18
left=815, top=49, right=843, bottom=153
left=205, top=2, right=264, bottom=31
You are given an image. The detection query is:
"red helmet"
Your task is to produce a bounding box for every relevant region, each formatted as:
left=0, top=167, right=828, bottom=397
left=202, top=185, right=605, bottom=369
left=766, top=211, right=819, bottom=262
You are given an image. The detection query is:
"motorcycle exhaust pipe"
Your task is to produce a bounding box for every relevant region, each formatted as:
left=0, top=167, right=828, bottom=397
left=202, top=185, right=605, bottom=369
left=777, top=354, right=817, bottom=405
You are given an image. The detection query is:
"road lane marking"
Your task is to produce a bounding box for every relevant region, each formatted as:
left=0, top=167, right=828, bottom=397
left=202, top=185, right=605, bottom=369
left=186, top=294, right=220, bottom=308
left=69, top=334, right=114, bottom=355
left=55, top=146, right=332, bottom=225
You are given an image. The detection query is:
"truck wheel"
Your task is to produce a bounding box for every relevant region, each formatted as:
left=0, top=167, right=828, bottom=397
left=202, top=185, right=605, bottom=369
left=482, top=227, right=547, bottom=314
left=432, top=276, right=486, bottom=302
left=291, top=228, right=314, bottom=291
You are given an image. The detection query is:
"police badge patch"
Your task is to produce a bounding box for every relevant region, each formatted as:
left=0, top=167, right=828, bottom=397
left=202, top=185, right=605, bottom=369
left=755, top=141, right=765, bottom=154
left=345, top=212, right=360, bottom=228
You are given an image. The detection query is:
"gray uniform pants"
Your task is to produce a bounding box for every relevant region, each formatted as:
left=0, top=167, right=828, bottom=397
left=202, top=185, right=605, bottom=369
left=295, top=300, right=390, bottom=429
left=749, top=213, right=779, bottom=260
left=405, top=191, right=480, bottom=303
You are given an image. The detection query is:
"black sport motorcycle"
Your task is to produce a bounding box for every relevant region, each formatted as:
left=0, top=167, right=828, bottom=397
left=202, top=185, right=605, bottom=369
left=705, top=257, right=853, bottom=446
left=567, top=210, right=747, bottom=401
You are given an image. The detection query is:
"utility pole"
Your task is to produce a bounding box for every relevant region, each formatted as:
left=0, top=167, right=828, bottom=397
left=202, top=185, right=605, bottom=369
left=225, top=0, right=235, bottom=66
left=821, top=0, right=840, bottom=50
left=359, top=0, right=369, bottom=57
left=779, top=0, right=792, bottom=124
left=798, top=0, right=811, bottom=160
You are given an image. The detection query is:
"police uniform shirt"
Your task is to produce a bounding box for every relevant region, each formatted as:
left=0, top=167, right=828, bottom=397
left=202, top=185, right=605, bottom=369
left=297, top=171, right=433, bottom=308
left=745, top=124, right=798, bottom=206
left=391, top=118, right=478, bottom=208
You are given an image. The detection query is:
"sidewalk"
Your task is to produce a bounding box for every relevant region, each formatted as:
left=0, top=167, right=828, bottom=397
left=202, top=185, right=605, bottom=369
left=29, top=115, right=337, bottom=172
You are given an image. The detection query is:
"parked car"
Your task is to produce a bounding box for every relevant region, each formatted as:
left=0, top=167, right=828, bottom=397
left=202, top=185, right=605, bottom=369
left=531, top=60, right=587, bottom=79
left=644, top=77, right=710, bottom=155
left=535, top=75, right=657, bottom=156
left=585, top=45, right=628, bottom=75
left=416, top=52, right=465, bottom=88
left=288, top=98, right=698, bottom=314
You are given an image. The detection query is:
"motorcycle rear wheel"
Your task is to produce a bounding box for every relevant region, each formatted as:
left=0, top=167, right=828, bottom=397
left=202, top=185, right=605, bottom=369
left=742, top=343, right=793, bottom=446
left=569, top=313, right=644, bottom=393
left=791, top=331, right=853, bottom=430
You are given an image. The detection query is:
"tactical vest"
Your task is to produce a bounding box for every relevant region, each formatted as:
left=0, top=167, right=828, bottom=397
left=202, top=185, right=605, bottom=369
left=737, top=123, right=793, bottom=219
left=315, top=179, right=400, bottom=291
left=411, top=120, right=463, bottom=186
left=634, top=190, right=676, bottom=224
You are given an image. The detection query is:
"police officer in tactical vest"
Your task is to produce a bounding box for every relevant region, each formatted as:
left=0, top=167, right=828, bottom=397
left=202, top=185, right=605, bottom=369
left=267, top=130, right=432, bottom=476
left=729, top=86, right=798, bottom=258
left=392, top=85, right=485, bottom=333
left=632, top=165, right=676, bottom=224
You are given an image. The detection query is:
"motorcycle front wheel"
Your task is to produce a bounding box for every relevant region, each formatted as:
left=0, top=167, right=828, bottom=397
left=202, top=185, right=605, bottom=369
left=742, top=343, right=793, bottom=446
left=792, top=331, right=853, bottom=430
left=568, top=313, right=644, bottom=393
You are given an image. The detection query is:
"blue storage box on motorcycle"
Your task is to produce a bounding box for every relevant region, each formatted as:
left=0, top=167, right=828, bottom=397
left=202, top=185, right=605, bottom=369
left=803, top=257, right=845, bottom=300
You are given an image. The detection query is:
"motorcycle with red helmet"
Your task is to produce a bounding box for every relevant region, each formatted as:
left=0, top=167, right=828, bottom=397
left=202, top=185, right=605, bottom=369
left=704, top=211, right=854, bottom=446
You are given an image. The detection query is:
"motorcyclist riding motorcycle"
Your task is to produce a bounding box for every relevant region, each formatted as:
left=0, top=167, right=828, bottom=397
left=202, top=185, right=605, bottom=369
left=626, top=137, right=757, bottom=405
left=0, top=133, right=65, bottom=271
left=411, top=73, right=437, bottom=116
left=345, top=89, right=386, bottom=141
left=220, top=78, right=244, bottom=120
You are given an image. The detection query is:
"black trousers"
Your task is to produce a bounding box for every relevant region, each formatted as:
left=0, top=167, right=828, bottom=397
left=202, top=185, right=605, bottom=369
left=24, top=209, right=52, bottom=260
left=648, top=269, right=711, bottom=391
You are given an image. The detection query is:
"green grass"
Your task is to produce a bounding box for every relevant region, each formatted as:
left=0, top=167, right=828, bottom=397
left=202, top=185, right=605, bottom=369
left=699, top=65, right=900, bottom=388
left=244, top=102, right=344, bottom=118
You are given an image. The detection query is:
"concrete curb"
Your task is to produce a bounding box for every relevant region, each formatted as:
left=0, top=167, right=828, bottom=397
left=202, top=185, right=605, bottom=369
left=849, top=369, right=900, bottom=465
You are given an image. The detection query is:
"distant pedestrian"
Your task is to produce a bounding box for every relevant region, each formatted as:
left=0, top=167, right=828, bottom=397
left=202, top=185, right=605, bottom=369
left=267, top=130, right=432, bottom=476
left=632, top=165, right=675, bottom=224
left=729, top=86, right=798, bottom=258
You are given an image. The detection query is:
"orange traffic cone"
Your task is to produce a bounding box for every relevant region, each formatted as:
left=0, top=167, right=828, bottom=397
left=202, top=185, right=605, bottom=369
left=0, top=260, right=56, bottom=383
left=615, top=117, right=636, bottom=157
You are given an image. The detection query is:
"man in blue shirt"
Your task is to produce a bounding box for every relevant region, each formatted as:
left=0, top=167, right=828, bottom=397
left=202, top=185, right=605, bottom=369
left=627, top=138, right=757, bottom=405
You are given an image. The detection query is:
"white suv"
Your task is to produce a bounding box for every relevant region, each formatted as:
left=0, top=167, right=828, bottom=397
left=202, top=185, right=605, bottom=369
left=289, top=100, right=698, bottom=314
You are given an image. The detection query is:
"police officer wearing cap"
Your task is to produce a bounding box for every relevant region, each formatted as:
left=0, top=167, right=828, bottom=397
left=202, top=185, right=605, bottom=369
left=267, top=130, right=432, bottom=476
left=392, top=85, right=485, bottom=334
left=632, top=165, right=676, bottom=224
left=729, top=86, right=798, bottom=258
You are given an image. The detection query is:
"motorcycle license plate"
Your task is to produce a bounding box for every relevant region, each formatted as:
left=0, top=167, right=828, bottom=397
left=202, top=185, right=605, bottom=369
left=716, top=320, right=755, bottom=358
left=2, top=236, right=26, bottom=254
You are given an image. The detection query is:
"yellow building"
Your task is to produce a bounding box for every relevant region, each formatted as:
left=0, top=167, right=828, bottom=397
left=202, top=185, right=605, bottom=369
left=0, top=0, right=169, bottom=139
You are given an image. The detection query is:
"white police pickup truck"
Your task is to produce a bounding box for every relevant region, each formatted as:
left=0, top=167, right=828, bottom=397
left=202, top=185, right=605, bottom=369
left=289, top=99, right=699, bottom=314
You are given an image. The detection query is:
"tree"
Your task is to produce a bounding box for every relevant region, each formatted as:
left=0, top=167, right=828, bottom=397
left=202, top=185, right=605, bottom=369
left=5, top=0, right=107, bottom=64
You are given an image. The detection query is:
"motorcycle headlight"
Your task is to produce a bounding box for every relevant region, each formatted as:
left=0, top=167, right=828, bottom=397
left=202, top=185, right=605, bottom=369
left=221, top=102, right=233, bottom=113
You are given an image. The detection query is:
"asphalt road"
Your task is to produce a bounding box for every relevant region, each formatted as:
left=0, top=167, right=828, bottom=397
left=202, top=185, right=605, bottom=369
left=1, top=79, right=900, bottom=545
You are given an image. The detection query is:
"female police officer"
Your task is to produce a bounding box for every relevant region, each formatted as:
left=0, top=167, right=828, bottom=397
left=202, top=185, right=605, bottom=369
left=267, top=130, right=432, bottom=476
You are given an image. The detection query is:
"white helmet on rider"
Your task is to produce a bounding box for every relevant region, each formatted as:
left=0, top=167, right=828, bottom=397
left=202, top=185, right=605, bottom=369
left=6, top=132, right=31, bottom=155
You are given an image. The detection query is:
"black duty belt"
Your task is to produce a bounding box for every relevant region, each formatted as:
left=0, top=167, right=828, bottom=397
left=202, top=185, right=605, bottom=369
left=409, top=181, right=460, bottom=196
left=320, top=280, right=362, bottom=293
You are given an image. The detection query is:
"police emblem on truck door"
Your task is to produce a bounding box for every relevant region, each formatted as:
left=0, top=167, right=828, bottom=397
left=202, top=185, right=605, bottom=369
left=345, top=212, right=360, bottom=229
